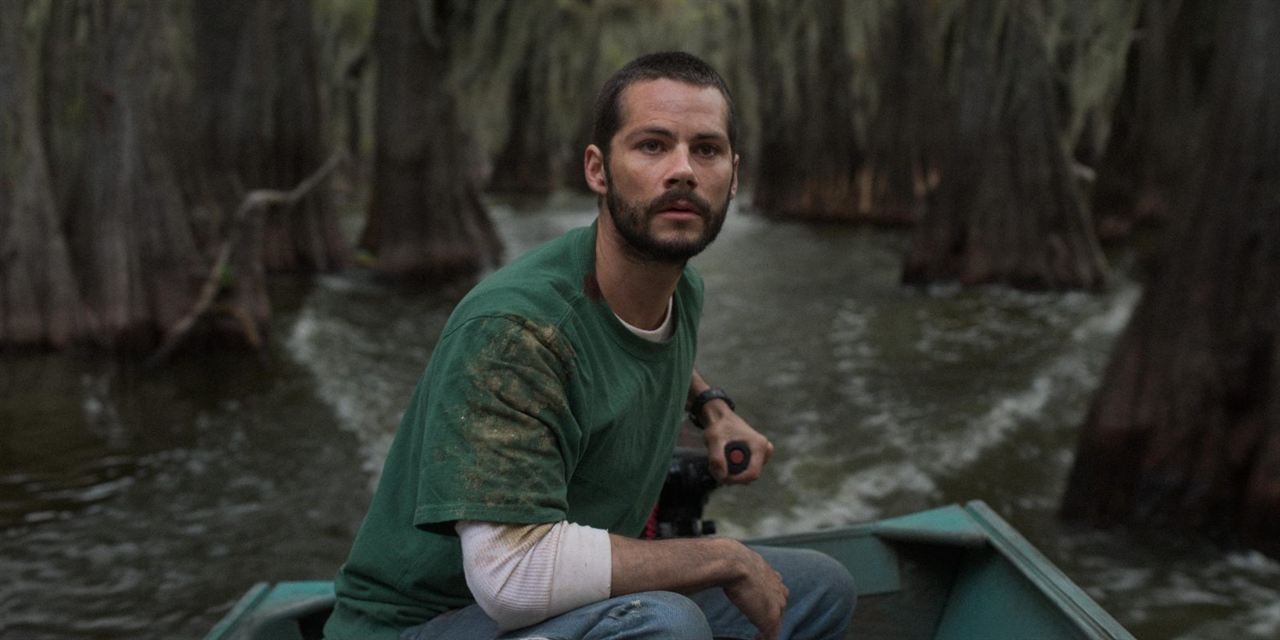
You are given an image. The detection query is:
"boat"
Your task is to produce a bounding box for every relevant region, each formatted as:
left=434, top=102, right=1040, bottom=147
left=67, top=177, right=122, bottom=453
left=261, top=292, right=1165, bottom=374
left=205, top=499, right=1134, bottom=639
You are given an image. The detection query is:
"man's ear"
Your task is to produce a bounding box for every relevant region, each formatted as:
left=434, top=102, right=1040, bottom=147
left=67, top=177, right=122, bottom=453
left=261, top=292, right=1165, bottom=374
left=584, top=144, right=608, bottom=196
left=730, top=153, right=740, bottom=199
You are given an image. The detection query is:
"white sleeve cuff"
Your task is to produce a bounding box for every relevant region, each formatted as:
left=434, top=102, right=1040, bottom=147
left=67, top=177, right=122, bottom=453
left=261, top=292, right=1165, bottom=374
left=456, top=520, right=612, bottom=631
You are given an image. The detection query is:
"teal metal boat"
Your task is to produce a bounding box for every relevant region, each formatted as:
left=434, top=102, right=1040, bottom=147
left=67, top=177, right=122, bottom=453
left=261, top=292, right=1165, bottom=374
left=205, top=500, right=1134, bottom=640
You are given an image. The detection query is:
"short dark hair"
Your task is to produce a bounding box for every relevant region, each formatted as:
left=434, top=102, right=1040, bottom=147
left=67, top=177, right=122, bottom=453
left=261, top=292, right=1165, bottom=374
left=591, top=51, right=737, bottom=159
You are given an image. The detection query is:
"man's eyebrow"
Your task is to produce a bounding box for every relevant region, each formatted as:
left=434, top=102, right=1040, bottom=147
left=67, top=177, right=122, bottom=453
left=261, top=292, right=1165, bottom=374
left=624, top=127, right=729, bottom=142
left=691, top=131, right=729, bottom=142
left=625, top=126, right=676, bottom=140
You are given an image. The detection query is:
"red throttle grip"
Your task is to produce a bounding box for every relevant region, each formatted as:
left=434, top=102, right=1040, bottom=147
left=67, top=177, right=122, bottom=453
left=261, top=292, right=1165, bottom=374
left=725, top=441, right=751, bottom=476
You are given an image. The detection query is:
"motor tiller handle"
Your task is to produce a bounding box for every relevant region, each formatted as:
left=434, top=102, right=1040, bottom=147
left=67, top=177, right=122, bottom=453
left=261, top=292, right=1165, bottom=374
left=725, top=440, right=751, bottom=476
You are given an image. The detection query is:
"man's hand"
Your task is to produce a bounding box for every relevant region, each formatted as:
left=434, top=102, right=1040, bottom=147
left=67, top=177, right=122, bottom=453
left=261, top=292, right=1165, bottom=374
left=702, top=406, right=773, bottom=484
left=722, top=541, right=790, bottom=640
left=687, top=370, right=774, bottom=484
left=610, top=535, right=788, bottom=640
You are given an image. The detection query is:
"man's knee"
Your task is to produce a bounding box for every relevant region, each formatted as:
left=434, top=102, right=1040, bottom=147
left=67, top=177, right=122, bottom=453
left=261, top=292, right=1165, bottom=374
left=597, top=591, right=713, bottom=638
left=812, top=550, right=857, bottom=616
left=798, top=550, right=856, bottom=637
left=756, top=547, right=857, bottom=638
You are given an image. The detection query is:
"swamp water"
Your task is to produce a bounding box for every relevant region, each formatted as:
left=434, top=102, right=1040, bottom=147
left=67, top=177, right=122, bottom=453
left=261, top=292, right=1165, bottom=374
left=2, top=196, right=1277, bottom=639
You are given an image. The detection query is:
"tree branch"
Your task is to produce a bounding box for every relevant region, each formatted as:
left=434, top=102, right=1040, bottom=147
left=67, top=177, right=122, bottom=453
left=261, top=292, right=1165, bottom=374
left=144, top=151, right=346, bottom=368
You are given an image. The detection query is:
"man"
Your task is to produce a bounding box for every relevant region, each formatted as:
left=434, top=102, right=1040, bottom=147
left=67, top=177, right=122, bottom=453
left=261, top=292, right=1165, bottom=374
left=325, top=51, right=855, bottom=640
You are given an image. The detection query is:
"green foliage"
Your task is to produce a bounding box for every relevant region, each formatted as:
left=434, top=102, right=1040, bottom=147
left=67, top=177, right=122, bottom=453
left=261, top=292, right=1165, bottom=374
left=314, top=0, right=377, bottom=151
left=440, top=0, right=752, bottom=156
left=934, top=0, right=1138, bottom=155
left=1043, top=0, right=1140, bottom=156
left=198, top=0, right=1141, bottom=199
left=22, top=0, right=51, bottom=33
left=750, top=0, right=896, bottom=144
left=218, top=263, right=237, bottom=289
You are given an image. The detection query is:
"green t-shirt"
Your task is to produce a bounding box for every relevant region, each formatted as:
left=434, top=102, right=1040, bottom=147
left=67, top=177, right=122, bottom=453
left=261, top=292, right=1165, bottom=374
left=324, top=224, right=704, bottom=639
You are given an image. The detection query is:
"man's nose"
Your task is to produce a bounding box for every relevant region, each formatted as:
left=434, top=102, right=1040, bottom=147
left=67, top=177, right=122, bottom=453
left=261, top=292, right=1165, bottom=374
left=663, top=146, right=697, bottom=189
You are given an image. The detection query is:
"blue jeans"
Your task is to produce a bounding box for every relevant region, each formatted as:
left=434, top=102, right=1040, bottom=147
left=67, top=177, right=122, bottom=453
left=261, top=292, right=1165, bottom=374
left=400, top=545, right=856, bottom=640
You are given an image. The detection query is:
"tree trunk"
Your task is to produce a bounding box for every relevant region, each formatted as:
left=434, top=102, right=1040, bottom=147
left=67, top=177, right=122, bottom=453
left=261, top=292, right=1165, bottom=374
left=1062, top=0, right=1280, bottom=556
left=1091, top=0, right=1218, bottom=239
left=862, top=0, right=940, bottom=224
left=486, top=54, right=560, bottom=196
left=902, top=0, right=1108, bottom=290
left=65, top=1, right=211, bottom=349
left=361, top=0, right=502, bottom=281
left=190, top=0, right=347, bottom=273
left=40, top=0, right=92, bottom=233
left=0, top=0, right=89, bottom=348
left=747, top=0, right=887, bottom=222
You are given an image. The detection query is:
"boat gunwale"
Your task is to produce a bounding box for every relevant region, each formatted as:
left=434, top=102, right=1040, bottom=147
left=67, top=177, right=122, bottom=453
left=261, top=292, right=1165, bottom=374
left=961, top=501, right=1135, bottom=640
left=203, top=501, right=1135, bottom=640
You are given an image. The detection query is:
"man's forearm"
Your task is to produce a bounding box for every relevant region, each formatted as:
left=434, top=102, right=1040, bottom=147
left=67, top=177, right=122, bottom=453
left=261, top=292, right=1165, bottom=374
left=610, top=533, right=789, bottom=638
left=609, top=533, right=745, bottom=596
left=689, top=368, right=711, bottom=404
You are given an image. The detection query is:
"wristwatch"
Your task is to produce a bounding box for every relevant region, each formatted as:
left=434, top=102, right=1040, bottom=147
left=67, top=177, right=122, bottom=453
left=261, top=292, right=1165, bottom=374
left=688, top=387, right=735, bottom=429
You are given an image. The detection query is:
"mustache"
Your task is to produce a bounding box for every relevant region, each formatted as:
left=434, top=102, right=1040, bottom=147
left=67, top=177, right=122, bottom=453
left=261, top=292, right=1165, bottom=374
left=646, top=188, right=711, bottom=218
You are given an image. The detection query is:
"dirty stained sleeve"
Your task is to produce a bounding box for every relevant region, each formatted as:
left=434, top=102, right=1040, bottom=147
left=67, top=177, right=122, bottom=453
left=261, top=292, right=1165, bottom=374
left=414, top=315, right=579, bottom=529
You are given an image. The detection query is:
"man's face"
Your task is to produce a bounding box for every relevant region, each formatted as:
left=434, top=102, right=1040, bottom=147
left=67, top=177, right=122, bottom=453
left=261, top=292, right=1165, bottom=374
left=593, top=79, right=739, bottom=264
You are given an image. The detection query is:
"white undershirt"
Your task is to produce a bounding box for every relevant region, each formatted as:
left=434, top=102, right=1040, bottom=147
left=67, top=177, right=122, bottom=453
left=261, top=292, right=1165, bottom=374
left=455, top=297, right=674, bottom=630
left=614, top=296, right=675, bottom=343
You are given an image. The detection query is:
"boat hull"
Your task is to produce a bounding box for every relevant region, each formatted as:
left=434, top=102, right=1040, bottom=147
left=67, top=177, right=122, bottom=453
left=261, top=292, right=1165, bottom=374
left=206, top=501, right=1133, bottom=640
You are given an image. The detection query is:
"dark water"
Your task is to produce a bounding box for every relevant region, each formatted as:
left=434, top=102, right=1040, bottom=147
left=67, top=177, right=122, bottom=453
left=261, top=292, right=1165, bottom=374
left=2, top=195, right=1277, bottom=639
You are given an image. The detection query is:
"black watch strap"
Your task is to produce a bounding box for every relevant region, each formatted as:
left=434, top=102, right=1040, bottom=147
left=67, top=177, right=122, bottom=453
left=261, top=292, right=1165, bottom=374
left=688, top=387, right=735, bottom=429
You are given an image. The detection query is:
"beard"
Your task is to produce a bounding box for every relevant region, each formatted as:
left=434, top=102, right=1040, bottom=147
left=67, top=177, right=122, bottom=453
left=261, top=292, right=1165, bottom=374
left=605, top=173, right=731, bottom=264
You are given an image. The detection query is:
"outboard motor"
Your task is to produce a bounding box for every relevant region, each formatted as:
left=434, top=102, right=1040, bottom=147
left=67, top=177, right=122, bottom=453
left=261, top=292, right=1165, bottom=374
left=648, top=441, right=751, bottom=539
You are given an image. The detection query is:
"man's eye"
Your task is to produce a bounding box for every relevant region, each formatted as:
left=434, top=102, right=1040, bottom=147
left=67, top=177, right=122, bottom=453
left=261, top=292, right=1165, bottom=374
left=639, top=140, right=663, bottom=153
left=696, top=144, right=722, bottom=157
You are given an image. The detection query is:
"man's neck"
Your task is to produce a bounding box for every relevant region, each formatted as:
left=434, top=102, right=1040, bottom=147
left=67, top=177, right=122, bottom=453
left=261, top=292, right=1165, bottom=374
left=594, top=213, right=684, bottom=331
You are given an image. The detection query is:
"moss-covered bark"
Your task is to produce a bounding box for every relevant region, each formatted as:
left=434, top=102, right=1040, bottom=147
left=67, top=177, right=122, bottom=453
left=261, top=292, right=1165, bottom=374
left=1091, top=0, right=1218, bottom=238
left=748, top=0, right=882, bottom=222
left=67, top=2, right=209, bottom=349
left=902, top=0, right=1109, bottom=290
left=0, top=0, right=88, bottom=348
left=190, top=0, right=348, bottom=273
left=861, top=0, right=939, bottom=224
left=360, top=0, right=502, bottom=282
left=1063, top=0, right=1280, bottom=556
left=486, top=53, right=560, bottom=196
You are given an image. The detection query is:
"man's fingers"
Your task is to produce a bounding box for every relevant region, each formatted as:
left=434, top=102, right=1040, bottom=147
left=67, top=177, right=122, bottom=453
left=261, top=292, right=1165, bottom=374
left=735, top=438, right=769, bottom=482
left=724, top=457, right=761, bottom=484
left=760, top=615, right=782, bottom=640
left=708, top=446, right=728, bottom=481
